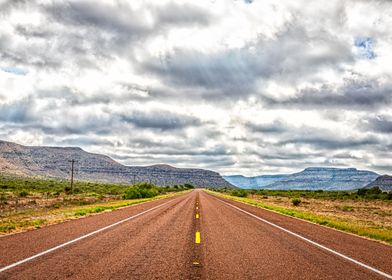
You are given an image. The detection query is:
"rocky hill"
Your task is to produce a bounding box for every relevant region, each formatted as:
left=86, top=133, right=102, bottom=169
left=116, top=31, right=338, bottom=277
left=365, top=175, right=392, bottom=191
left=0, top=140, right=234, bottom=188
left=264, top=167, right=379, bottom=190
left=223, top=174, right=289, bottom=189
left=226, top=167, right=380, bottom=190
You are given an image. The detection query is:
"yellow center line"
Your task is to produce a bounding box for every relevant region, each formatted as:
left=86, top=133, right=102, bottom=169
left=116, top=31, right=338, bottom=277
left=196, top=206, right=199, bottom=210
left=196, top=213, right=199, bottom=219
left=195, top=231, right=201, bottom=244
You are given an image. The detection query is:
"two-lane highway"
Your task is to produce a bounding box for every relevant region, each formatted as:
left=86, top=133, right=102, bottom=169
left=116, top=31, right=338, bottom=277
left=1, top=190, right=391, bottom=279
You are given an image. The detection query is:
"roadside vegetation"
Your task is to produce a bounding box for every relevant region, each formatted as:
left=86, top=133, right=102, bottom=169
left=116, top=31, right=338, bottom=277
left=209, top=187, right=392, bottom=245
left=219, top=187, right=392, bottom=201
left=0, top=176, right=194, bottom=235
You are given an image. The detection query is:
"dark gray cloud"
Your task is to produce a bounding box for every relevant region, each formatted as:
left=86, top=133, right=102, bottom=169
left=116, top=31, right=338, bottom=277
left=0, top=98, right=36, bottom=123
left=264, top=78, right=392, bottom=109
left=45, top=2, right=151, bottom=40
left=36, top=85, right=150, bottom=106
left=120, top=110, right=201, bottom=131
left=252, top=150, right=321, bottom=161
left=46, top=1, right=211, bottom=34
left=364, top=115, right=392, bottom=134
left=152, top=3, right=212, bottom=27
left=43, top=1, right=212, bottom=58
left=246, top=120, right=287, bottom=134
left=278, top=136, right=379, bottom=150
left=15, top=25, right=53, bottom=39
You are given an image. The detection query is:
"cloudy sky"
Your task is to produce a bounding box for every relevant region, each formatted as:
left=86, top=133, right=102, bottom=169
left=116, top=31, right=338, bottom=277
left=1, top=0, right=392, bottom=176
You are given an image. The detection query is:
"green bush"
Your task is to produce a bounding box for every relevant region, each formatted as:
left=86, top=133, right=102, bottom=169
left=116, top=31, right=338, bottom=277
left=19, top=190, right=29, bottom=197
left=231, top=189, right=248, bottom=197
left=292, top=198, right=301, bottom=206
left=64, top=186, right=72, bottom=194
left=184, top=183, right=195, bottom=189
left=123, top=188, right=142, bottom=199
left=123, top=182, right=160, bottom=199
left=357, top=187, right=382, bottom=196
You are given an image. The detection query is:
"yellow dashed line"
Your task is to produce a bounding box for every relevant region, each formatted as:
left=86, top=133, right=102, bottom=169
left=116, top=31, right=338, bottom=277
left=196, top=213, right=199, bottom=219
left=196, top=206, right=199, bottom=210
left=195, top=231, right=201, bottom=244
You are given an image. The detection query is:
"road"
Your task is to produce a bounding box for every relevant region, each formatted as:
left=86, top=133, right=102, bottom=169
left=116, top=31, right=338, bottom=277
left=1, top=190, right=391, bottom=279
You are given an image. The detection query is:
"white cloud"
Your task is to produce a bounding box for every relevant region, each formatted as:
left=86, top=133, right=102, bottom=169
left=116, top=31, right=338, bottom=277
left=0, top=0, right=391, bottom=176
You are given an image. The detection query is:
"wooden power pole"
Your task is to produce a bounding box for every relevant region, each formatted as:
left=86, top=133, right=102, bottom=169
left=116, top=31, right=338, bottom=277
left=70, top=159, right=75, bottom=193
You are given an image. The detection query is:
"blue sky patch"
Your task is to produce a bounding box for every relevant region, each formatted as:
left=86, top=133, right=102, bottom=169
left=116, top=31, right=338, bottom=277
left=0, top=66, right=28, bottom=76
left=354, top=37, right=376, bottom=59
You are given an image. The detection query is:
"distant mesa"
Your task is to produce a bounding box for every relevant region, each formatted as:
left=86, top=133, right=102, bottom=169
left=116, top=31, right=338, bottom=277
left=0, top=140, right=234, bottom=189
left=224, top=174, right=289, bottom=189
left=365, top=175, right=392, bottom=191
left=225, top=167, right=381, bottom=191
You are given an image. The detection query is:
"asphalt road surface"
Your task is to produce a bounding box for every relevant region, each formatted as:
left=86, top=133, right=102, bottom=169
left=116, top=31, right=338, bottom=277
left=1, top=190, right=391, bottom=279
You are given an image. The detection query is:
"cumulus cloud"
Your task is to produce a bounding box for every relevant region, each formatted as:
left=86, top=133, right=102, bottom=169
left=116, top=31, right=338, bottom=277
left=0, top=0, right=392, bottom=175
left=142, top=23, right=354, bottom=99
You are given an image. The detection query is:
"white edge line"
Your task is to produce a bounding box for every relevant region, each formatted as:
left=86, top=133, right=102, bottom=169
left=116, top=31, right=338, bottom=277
left=0, top=199, right=175, bottom=273
left=219, top=199, right=392, bottom=279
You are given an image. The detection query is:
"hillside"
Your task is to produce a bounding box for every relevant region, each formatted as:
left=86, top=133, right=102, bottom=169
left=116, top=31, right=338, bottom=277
left=264, top=167, right=379, bottom=190
left=223, top=174, right=289, bottom=189
left=365, top=175, right=392, bottom=191
left=0, top=140, right=233, bottom=188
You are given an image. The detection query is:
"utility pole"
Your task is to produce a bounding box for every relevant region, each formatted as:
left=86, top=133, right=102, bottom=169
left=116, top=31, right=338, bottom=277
left=70, top=159, right=75, bottom=194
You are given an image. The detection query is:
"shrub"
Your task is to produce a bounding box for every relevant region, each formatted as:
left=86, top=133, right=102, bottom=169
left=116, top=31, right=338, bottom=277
left=184, top=183, right=195, bottom=189
left=231, top=189, right=248, bottom=197
left=292, top=198, right=301, bottom=206
left=64, top=186, right=72, bottom=194
left=123, top=182, right=160, bottom=199
left=19, top=190, right=29, bottom=197
left=357, top=187, right=382, bottom=196
left=123, top=188, right=142, bottom=199
left=138, top=187, right=159, bottom=198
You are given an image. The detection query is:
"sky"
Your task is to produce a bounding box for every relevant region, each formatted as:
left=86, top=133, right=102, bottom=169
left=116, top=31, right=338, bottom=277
left=0, top=0, right=392, bottom=176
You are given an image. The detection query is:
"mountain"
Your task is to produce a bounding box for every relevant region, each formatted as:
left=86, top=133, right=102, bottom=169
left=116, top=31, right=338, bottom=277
left=365, top=175, right=392, bottom=191
left=264, top=167, right=379, bottom=190
left=0, top=140, right=234, bottom=188
left=223, top=174, right=289, bottom=189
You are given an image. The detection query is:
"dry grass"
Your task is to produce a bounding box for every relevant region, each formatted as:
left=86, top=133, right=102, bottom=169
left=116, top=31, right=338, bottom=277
left=0, top=191, right=187, bottom=236
left=249, top=194, right=392, bottom=232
